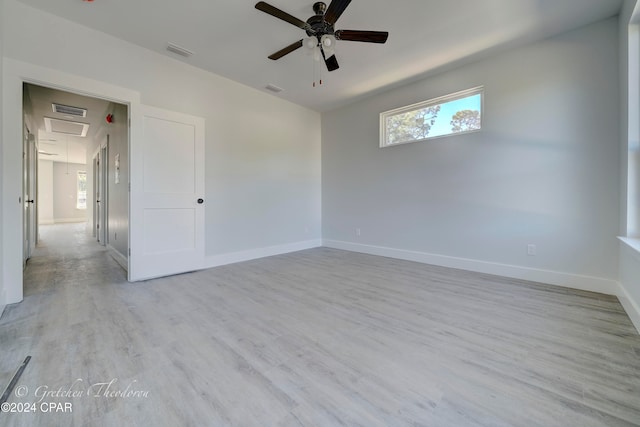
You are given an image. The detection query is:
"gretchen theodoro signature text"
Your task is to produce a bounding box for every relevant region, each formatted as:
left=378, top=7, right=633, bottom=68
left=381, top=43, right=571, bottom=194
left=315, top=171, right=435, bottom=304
left=13, top=378, right=150, bottom=403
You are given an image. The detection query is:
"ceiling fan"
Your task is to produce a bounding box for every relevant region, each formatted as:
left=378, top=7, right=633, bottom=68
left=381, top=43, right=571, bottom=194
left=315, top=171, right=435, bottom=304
left=255, top=1, right=389, bottom=72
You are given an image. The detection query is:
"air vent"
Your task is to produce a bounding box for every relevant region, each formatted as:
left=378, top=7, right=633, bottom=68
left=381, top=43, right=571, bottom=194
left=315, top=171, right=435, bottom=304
left=44, top=117, right=89, bottom=137
left=265, top=84, right=284, bottom=93
left=167, top=43, right=194, bottom=58
left=52, top=103, right=87, bottom=117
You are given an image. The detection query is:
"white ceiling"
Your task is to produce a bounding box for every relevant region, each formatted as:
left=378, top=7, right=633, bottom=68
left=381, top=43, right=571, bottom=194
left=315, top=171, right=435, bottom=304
left=16, top=0, right=623, bottom=112
left=25, top=83, right=112, bottom=164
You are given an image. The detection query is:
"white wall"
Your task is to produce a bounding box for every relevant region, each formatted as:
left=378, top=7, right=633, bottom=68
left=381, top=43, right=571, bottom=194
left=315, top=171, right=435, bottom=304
left=0, top=0, right=5, bottom=313
left=37, top=159, right=54, bottom=224
left=1, top=0, right=321, bottom=302
left=619, top=0, right=640, bottom=332
left=322, top=18, right=621, bottom=293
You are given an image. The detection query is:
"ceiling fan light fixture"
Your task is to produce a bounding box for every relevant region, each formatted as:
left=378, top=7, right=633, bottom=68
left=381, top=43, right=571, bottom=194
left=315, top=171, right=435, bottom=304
left=321, top=34, right=335, bottom=48
left=320, top=34, right=336, bottom=57
left=304, top=37, right=317, bottom=50
left=256, top=1, right=389, bottom=73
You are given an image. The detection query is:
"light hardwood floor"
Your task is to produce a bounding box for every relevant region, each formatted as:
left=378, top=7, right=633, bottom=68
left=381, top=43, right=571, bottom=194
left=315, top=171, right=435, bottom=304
left=1, top=223, right=639, bottom=426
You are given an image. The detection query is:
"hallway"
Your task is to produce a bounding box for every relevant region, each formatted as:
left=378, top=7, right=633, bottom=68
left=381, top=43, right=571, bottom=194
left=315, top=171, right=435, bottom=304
left=0, top=223, right=128, bottom=423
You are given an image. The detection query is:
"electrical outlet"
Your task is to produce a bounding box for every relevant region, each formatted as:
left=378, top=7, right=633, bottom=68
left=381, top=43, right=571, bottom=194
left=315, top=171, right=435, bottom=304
left=356, top=228, right=361, bottom=237
left=527, top=244, right=536, bottom=256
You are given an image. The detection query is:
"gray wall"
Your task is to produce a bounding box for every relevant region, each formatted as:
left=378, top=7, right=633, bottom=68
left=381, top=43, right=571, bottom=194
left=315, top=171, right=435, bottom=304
left=4, top=0, right=321, bottom=264
left=52, top=162, right=87, bottom=222
left=322, top=17, right=620, bottom=282
left=0, top=0, right=5, bottom=310
left=619, top=0, right=640, bottom=327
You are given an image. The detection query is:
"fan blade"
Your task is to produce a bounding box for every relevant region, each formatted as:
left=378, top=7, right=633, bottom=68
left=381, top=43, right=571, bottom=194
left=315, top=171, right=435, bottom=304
left=321, top=49, right=340, bottom=72
left=324, top=0, right=351, bottom=25
left=335, top=30, right=389, bottom=44
left=255, top=2, right=311, bottom=31
left=268, top=40, right=304, bottom=60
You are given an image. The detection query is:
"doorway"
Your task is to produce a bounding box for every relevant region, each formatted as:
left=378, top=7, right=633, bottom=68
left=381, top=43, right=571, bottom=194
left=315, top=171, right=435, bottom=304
left=4, top=60, right=207, bottom=305
left=22, top=82, right=129, bottom=274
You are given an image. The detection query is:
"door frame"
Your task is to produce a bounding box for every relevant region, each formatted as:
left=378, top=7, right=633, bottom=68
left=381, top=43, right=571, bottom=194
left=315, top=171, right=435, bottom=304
left=22, top=130, right=37, bottom=266
left=92, top=152, right=99, bottom=238
left=2, top=59, right=141, bottom=303
left=92, top=138, right=109, bottom=245
left=100, top=142, right=109, bottom=245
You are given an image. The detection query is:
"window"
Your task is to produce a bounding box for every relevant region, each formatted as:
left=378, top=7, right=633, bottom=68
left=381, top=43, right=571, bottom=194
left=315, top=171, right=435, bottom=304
left=380, top=86, right=483, bottom=147
left=76, top=171, right=87, bottom=210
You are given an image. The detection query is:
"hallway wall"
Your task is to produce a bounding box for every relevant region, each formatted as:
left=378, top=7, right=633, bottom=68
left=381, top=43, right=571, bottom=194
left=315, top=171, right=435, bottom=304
left=106, top=103, right=128, bottom=259
left=87, top=102, right=128, bottom=259
left=38, top=161, right=88, bottom=224
left=52, top=162, right=87, bottom=223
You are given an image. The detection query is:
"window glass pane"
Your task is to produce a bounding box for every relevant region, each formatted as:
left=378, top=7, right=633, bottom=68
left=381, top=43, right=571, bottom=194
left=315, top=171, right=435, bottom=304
left=77, top=171, right=87, bottom=210
left=381, top=87, right=483, bottom=147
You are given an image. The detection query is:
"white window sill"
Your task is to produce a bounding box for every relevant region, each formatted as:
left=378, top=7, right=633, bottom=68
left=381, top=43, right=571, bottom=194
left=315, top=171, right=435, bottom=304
left=618, top=236, right=640, bottom=256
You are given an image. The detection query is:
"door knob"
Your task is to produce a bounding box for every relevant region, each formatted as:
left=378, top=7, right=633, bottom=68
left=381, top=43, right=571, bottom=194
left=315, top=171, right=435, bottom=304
left=197, top=198, right=204, bottom=204
left=26, top=200, right=34, bottom=204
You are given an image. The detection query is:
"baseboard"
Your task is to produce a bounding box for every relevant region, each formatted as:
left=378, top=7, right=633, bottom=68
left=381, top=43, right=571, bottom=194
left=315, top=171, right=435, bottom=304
left=107, top=244, right=128, bottom=271
left=204, top=239, right=322, bottom=269
left=616, top=282, right=640, bottom=334
left=322, top=240, right=619, bottom=296
left=618, top=239, right=640, bottom=333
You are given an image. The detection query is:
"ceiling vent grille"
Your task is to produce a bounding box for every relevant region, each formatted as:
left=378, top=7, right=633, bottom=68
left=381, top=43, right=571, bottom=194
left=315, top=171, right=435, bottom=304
left=52, top=103, right=87, bottom=117
left=167, top=43, right=194, bottom=57
left=265, top=84, right=284, bottom=93
left=44, top=117, right=90, bottom=137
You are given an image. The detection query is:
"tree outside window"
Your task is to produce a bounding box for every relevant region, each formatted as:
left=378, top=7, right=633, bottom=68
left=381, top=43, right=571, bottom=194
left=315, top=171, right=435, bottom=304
left=380, top=87, right=483, bottom=147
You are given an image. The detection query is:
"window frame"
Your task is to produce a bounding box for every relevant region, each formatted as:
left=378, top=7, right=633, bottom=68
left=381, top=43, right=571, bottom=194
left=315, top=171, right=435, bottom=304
left=379, top=86, right=484, bottom=148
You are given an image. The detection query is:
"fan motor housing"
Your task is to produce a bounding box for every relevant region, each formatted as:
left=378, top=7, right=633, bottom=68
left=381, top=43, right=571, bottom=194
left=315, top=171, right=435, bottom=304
left=306, top=2, right=334, bottom=37
left=312, top=2, right=326, bottom=15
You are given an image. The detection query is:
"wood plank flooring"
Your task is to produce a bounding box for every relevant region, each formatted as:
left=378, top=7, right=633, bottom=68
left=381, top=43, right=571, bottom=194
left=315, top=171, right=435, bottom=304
left=1, top=223, right=639, bottom=426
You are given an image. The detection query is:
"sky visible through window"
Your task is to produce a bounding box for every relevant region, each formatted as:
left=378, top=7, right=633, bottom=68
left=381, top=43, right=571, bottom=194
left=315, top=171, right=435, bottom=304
left=429, top=93, right=482, bottom=138
left=382, top=89, right=483, bottom=147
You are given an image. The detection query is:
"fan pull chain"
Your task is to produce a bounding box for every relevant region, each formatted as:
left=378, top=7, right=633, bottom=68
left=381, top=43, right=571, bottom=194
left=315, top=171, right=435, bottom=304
left=312, top=54, right=316, bottom=87
left=312, top=56, right=323, bottom=88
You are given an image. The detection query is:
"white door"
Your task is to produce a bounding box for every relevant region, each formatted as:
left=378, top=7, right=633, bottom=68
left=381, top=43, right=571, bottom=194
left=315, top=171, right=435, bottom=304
left=129, top=105, right=205, bottom=281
